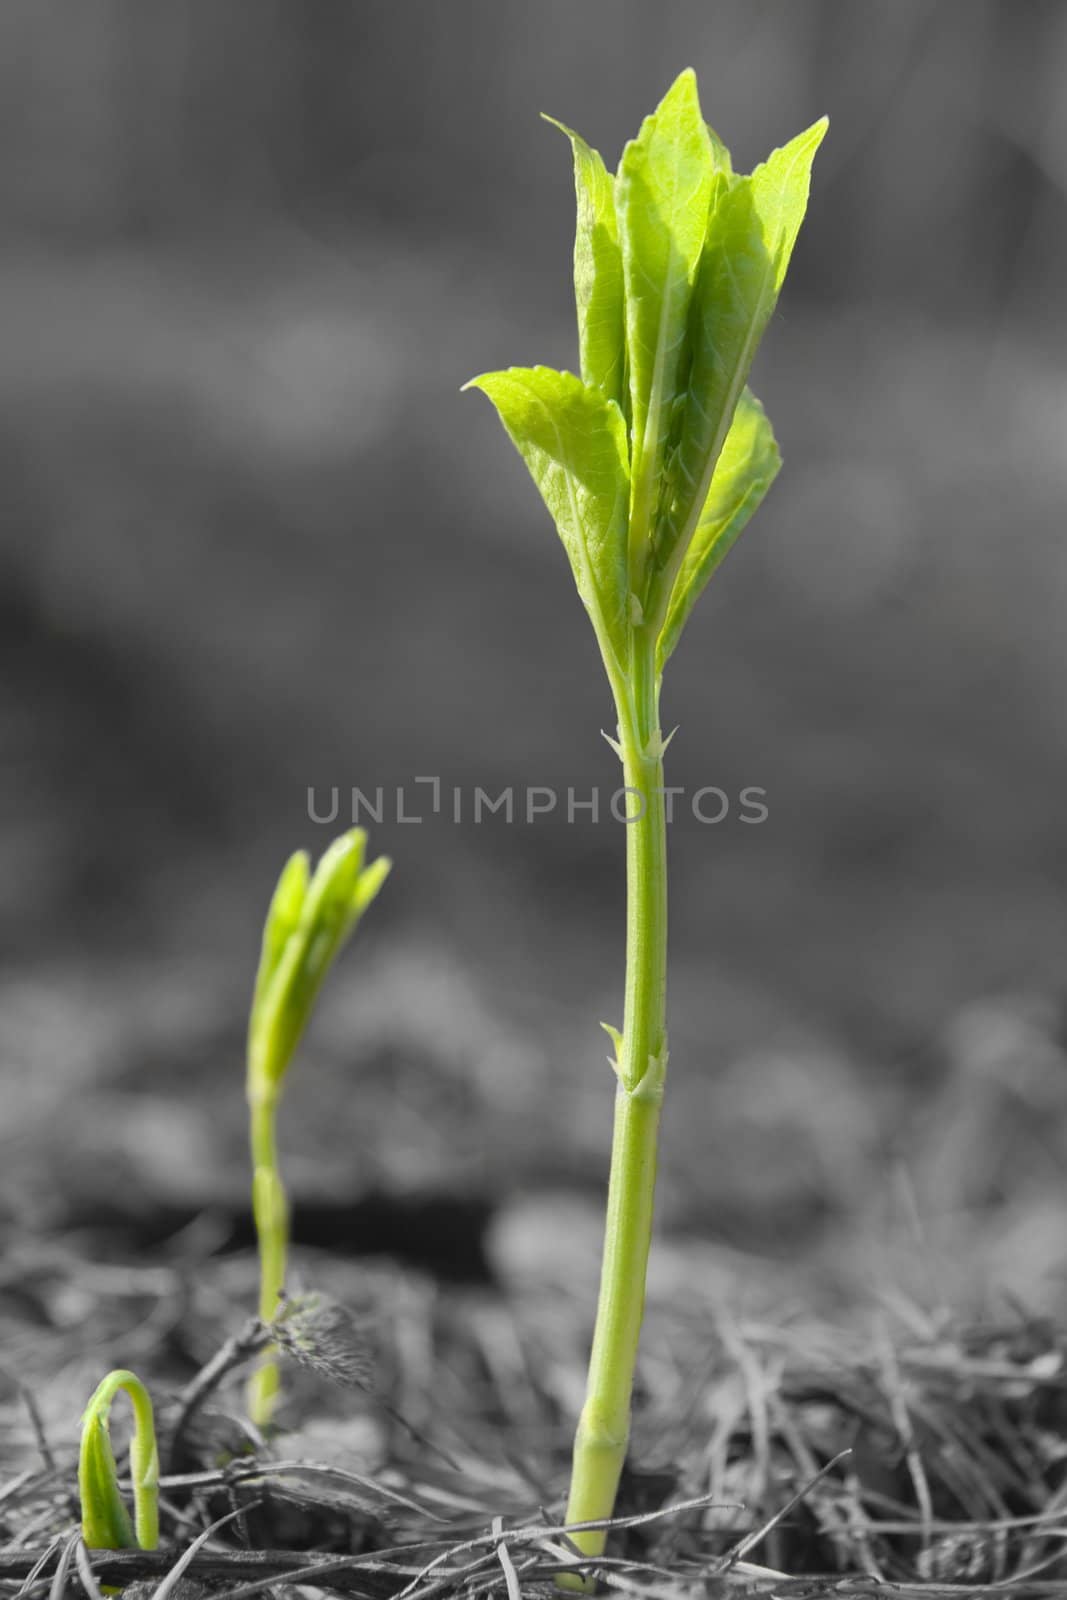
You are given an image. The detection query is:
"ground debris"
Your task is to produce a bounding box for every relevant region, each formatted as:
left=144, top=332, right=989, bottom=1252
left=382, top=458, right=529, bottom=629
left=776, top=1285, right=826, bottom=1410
left=3, top=1249, right=1067, bottom=1599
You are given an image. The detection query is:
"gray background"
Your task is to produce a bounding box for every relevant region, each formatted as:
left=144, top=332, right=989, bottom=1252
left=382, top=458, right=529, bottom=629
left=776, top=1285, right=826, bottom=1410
left=2, top=1, right=1066, bottom=1301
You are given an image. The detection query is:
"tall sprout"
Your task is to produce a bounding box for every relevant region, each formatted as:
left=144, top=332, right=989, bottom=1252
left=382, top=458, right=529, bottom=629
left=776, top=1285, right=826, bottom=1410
left=465, top=69, right=825, bottom=1573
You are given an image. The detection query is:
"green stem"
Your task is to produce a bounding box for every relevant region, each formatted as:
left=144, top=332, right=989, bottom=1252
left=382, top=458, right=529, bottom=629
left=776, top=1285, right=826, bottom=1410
left=246, top=1092, right=288, bottom=1427
left=561, top=637, right=668, bottom=1582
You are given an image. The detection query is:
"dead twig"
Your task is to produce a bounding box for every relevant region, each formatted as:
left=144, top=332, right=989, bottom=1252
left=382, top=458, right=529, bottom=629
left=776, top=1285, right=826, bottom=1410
left=167, top=1317, right=270, bottom=1468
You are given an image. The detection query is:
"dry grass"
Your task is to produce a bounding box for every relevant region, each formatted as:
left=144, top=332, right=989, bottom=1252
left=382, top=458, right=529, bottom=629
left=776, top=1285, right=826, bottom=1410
left=3, top=1238, right=1067, bottom=1600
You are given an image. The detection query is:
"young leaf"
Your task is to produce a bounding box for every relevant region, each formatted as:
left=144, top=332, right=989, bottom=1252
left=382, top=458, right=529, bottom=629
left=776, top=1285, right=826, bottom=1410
left=79, top=1414, right=137, bottom=1550
left=649, top=117, right=827, bottom=619
left=616, top=70, right=723, bottom=587
left=464, top=366, right=631, bottom=677
left=351, top=852, right=392, bottom=919
left=656, top=388, right=780, bottom=667
left=299, top=829, right=367, bottom=978
left=248, top=830, right=391, bottom=1098
left=251, top=850, right=310, bottom=1027
left=599, top=1019, right=623, bottom=1059
left=544, top=118, right=625, bottom=407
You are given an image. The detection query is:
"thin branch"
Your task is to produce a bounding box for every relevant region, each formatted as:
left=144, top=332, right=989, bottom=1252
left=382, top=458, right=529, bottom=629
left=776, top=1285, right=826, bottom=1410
left=167, top=1317, right=270, bottom=1468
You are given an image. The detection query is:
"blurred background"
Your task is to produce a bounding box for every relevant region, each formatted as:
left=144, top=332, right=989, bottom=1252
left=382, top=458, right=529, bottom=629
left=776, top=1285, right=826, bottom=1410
left=2, top=0, right=1067, bottom=1315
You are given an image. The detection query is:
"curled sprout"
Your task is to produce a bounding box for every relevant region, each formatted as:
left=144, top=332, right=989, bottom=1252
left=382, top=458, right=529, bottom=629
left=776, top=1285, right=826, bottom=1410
left=79, top=1369, right=159, bottom=1552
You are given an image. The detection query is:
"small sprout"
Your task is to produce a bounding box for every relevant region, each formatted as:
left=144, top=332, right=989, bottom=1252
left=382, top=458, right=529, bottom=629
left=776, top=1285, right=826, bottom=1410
left=248, top=831, right=391, bottom=1100
left=466, top=67, right=825, bottom=1575
left=79, top=1370, right=159, bottom=1552
left=245, top=828, right=390, bottom=1427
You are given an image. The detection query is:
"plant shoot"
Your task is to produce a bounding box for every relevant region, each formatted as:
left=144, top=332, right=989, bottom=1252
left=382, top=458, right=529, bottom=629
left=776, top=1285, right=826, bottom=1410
left=79, top=1369, right=159, bottom=1552
left=466, top=68, right=825, bottom=1570
left=245, top=828, right=390, bottom=1426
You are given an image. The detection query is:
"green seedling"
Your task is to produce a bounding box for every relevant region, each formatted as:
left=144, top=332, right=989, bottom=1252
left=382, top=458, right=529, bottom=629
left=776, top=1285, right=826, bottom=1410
left=245, top=828, right=390, bottom=1427
left=79, top=1369, right=159, bottom=1551
left=465, top=69, right=825, bottom=1572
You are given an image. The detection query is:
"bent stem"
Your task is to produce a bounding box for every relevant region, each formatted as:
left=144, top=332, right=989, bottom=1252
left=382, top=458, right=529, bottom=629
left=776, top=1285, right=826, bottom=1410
left=246, top=1090, right=288, bottom=1426
left=562, top=636, right=668, bottom=1578
left=79, top=1369, right=159, bottom=1552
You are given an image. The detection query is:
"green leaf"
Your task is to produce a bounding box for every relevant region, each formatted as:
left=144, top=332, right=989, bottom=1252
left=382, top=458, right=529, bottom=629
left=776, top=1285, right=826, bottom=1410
left=251, top=850, right=309, bottom=1026
left=703, top=120, right=735, bottom=183
left=352, top=853, right=392, bottom=918
left=599, top=1019, right=623, bottom=1058
left=616, top=70, right=724, bottom=588
left=657, top=389, right=780, bottom=668
left=649, top=116, right=827, bottom=619
left=79, top=1414, right=137, bottom=1550
left=247, top=830, right=391, bottom=1098
left=464, top=366, right=631, bottom=677
left=298, top=829, right=367, bottom=982
left=544, top=118, right=625, bottom=407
